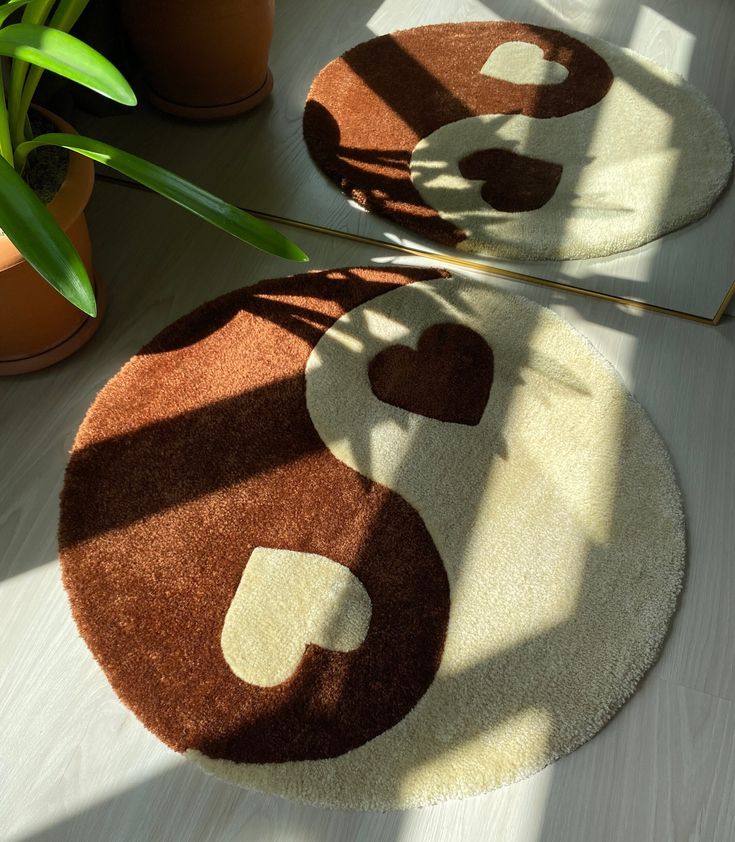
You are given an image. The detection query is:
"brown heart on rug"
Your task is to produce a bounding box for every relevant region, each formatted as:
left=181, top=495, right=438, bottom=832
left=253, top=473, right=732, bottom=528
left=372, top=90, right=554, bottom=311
left=459, top=148, right=563, bottom=213
left=368, top=323, right=493, bottom=425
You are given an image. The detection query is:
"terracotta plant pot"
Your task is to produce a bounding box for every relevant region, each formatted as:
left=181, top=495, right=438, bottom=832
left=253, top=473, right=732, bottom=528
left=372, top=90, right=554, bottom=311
left=0, top=109, right=104, bottom=376
left=118, top=0, right=275, bottom=121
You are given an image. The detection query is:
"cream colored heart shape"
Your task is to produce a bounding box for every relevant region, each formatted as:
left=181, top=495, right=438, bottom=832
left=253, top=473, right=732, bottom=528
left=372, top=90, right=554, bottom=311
left=480, top=40, right=569, bottom=85
left=220, top=547, right=372, bottom=687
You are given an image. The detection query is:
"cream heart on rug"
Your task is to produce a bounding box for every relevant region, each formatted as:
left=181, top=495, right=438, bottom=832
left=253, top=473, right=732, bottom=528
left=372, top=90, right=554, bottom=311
left=481, top=41, right=569, bottom=86
left=221, top=547, right=372, bottom=686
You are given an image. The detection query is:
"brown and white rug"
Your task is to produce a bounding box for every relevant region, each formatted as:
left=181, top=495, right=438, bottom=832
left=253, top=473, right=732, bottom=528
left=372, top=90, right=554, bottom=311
left=304, top=22, right=733, bottom=260
left=60, top=267, right=685, bottom=809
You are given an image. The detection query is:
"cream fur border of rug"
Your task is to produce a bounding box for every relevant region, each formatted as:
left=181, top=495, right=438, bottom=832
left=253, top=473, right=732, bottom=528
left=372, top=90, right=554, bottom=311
left=410, top=29, right=733, bottom=260
left=190, top=276, right=686, bottom=810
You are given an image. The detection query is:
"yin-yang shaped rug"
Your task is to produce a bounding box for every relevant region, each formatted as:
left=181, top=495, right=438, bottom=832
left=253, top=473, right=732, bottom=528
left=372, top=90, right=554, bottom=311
left=303, top=22, right=733, bottom=260
left=60, top=267, right=685, bottom=809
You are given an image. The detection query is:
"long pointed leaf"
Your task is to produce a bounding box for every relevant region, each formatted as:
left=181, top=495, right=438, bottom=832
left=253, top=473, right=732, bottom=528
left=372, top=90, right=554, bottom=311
left=20, top=0, right=55, bottom=21
left=0, top=154, right=96, bottom=315
left=7, top=1, right=57, bottom=141
left=0, top=72, right=13, bottom=163
left=13, top=2, right=94, bottom=140
left=47, top=0, right=92, bottom=33
left=0, top=24, right=136, bottom=105
left=18, top=133, right=309, bottom=262
left=0, top=0, right=38, bottom=26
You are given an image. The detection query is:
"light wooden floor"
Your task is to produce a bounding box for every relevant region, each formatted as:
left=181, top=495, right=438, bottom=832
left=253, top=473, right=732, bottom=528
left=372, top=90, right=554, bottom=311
left=2, top=2, right=735, bottom=840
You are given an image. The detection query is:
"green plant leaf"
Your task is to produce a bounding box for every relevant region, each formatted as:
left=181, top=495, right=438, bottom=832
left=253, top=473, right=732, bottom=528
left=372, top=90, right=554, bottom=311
left=46, top=0, right=92, bottom=34
left=19, top=0, right=55, bottom=23
left=10, top=2, right=94, bottom=146
left=18, top=133, right=310, bottom=262
left=0, top=153, right=96, bottom=315
left=0, top=0, right=38, bottom=26
left=0, top=24, right=136, bottom=105
left=6, top=2, right=58, bottom=145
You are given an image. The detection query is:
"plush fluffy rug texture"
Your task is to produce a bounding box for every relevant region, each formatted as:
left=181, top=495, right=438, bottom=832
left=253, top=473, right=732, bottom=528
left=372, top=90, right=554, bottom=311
left=304, top=21, right=733, bottom=260
left=59, top=267, right=685, bottom=810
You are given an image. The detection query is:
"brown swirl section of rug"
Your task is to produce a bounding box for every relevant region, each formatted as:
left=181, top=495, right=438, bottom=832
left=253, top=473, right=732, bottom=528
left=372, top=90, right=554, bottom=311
left=303, top=21, right=612, bottom=244
left=59, top=267, right=451, bottom=763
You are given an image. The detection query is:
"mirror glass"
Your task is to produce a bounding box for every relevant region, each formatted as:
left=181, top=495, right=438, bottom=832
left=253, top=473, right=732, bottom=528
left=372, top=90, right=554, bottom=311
left=81, top=0, right=735, bottom=320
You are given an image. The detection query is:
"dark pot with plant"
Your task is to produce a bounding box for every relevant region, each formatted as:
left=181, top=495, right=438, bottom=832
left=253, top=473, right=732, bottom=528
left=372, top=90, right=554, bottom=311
left=0, top=0, right=306, bottom=375
left=117, top=0, right=275, bottom=121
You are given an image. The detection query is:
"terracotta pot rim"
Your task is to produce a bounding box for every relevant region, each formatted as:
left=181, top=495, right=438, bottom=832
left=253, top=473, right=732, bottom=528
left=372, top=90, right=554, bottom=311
left=148, top=69, right=274, bottom=121
left=0, top=274, right=106, bottom=375
left=0, top=107, right=99, bottom=374
left=119, top=0, right=275, bottom=121
left=0, top=107, right=95, bottom=271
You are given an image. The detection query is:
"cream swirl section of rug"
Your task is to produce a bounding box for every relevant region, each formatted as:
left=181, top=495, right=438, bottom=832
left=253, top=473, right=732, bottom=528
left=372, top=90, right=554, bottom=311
left=410, top=35, right=732, bottom=259
left=192, top=275, right=685, bottom=809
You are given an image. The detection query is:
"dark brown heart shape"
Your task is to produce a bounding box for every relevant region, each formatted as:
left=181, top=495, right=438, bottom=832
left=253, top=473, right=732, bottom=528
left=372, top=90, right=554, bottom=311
left=368, top=323, right=493, bottom=426
left=459, top=148, right=563, bottom=213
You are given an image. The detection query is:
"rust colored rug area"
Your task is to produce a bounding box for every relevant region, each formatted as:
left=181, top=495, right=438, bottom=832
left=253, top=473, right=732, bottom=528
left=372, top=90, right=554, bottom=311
left=304, top=22, right=732, bottom=260
left=59, top=267, right=685, bottom=809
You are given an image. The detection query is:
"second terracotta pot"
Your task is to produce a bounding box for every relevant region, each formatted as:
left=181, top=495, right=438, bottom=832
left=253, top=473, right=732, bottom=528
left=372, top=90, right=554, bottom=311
left=118, top=0, right=275, bottom=120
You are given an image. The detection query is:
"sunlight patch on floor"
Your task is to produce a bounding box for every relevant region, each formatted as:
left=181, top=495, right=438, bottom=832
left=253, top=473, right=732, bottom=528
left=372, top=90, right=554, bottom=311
left=365, top=0, right=498, bottom=36
left=629, top=6, right=695, bottom=74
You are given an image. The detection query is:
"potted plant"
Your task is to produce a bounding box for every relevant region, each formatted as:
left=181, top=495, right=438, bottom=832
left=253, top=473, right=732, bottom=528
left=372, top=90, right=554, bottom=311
left=117, top=0, right=275, bottom=120
left=0, top=0, right=306, bottom=375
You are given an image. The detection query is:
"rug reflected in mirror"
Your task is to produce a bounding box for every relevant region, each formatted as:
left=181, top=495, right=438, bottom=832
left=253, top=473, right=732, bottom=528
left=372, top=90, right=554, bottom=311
left=304, top=22, right=732, bottom=261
